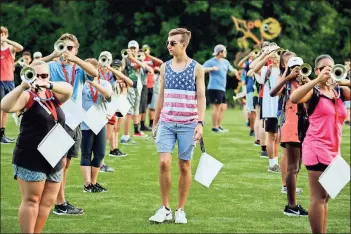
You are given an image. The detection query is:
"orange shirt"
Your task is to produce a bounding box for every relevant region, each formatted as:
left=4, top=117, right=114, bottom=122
left=144, top=56, right=162, bottom=88
left=0, top=47, right=14, bottom=81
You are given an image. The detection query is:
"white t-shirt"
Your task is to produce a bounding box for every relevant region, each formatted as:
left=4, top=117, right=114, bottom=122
left=255, top=66, right=280, bottom=118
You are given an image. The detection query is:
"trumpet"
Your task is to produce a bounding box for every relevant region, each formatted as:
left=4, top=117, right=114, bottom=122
left=18, top=57, right=26, bottom=67
left=331, top=64, right=347, bottom=81
left=137, top=52, right=145, bottom=61
left=300, top=63, right=312, bottom=77
left=121, top=49, right=129, bottom=59
left=98, top=51, right=111, bottom=67
left=20, top=66, right=37, bottom=84
left=275, top=48, right=286, bottom=57
left=142, top=45, right=150, bottom=53
left=54, top=40, right=67, bottom=54
left=268, top=42, right=279, bottom=52
left=251, top=49, right=260, bottom=57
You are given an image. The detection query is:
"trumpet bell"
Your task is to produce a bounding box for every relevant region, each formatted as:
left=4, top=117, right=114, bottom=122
left=276, top=48, right=286, bottom=56
left=54, top=40, right=67, bottom=54
left=98, top=51, right=112, bottom=67
left=121, top=49, right=128, bottom=59
left=137, top=52, right=145, bottom=61
left=18, top=58, right=26, bottom=67
left=331, top=64, right=347, bottom=81
left=20, top=66, right=37, bottom=83
left=300, top=63, right=312, bottom=77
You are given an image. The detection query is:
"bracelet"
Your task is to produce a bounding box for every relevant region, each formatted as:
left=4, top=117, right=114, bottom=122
left=197, top=121, right=204, bottom=127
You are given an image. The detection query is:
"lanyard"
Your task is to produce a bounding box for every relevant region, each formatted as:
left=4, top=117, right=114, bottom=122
left=100, top=69, right=111, bottom=81
left=61, top=62, right=76, bottom=86
left=32, top=90, right=58, bottom=122
left=333, top=89, right=339, bottom=152
left=89, top=79, right=100, bottom=103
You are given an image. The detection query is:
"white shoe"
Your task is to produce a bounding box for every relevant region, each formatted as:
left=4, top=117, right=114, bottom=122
left=149, top=206, right=172, bottom=223
left=175, top=208, right=187, bottom=224
left=281, top=186, right=303, bottom=194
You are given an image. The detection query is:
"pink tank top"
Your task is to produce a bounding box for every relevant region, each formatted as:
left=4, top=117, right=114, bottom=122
left=302, top=89, right=347, bottom=165
left=0, top=47, right=14, bottom=81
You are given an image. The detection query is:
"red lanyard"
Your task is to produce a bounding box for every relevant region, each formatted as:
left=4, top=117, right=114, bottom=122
left=99, top=69, right=111, bottom=81
left=333, top=90, right=339, bottom=152
left=61, top=62, right=76, bottom=86
left=33, top=90, right=58, bottom=121
left=89, top=79, right=100, bottom=103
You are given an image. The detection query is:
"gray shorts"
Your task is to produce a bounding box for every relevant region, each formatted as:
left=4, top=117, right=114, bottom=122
left=13, top=164, right=62, bottom=183
left=127, top=87, right=141, bottom=116
left=64, top=124, right=82, bottom=158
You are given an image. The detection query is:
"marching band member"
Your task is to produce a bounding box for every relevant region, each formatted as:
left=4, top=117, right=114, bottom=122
left=290, top=54, right=350, bottom=233
left=41, top=33, right=98, bottom=215
left=1, top=60, right=72, bottom=233
left=1, top=26, right=23, bottom=144
left=14, top=51, right=32, bottom=87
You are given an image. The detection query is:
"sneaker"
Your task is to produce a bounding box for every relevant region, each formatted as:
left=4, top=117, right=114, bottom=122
left=83, top=183, right=94, bottom=192
left=134, top=131, right=148, bottom=138
left=283, top=204, right=308, bottom=216
left=175, top=208, right=187, bottom=224
left=249, top=130, right=255, bottom=136
left=109, top=149, right=128, bottom=157
left=212, top=128, right=225, bottom=133
left=254, top=140, right=260, bottom=146
left=219, top=126, right=229, bottom=132
left=281, top=186, right=303, bottom=194
left=95, top=183, right=107, bottom=192
left=149, top=206, right=173, bottom=223
left=140, top=125, right=152, bottom=132
left=268, top=164, right=281, bottom=173
left=1, top=136, right=15, bottom=144
left=66, top=201, right=84, bottom=213
left=100, top=164, right=115, bottom=172
left=91, top=184, right=104, bottom=193
left=260, top=151, right=268, bottom=158
left=53, top=202, right=84, bottom=215
left=120, top=138, right=137, bottom=145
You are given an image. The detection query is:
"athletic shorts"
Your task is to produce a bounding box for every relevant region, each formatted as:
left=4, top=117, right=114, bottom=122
left=127, top=87, right=141, bottom=116
left=344, top=101, right=350, bottom=109
left=139, top=85, right=148, bottom=114
left=0, top=81, right=15, bottom=100
left=253, top=96, right=259, bottom=109
left=246, top=92, right=255, bottom=112
left=147, top=88, right=153, bottom=105
left=108, top=114, right=116, bottom=125
left=208, top=89, right=226, bottom=104
left=259, top=97, right=263, bottom=120
left=265, top=118, right=278, bottom=133
left=64, top=124, right=82, bottom=158
left=13, top=164, right=62, bottom=183
left=155, top=122, right=197, bottom=161
left=148, top=92, right=159, bottom=110
left=305, top=163, right=328, bottom=172
left=280, top=142, right=301, bottom=148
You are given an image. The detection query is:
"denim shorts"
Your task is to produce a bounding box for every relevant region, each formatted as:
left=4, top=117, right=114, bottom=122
left=155, top=122, right=197, bottom=161
left=0, top=81, right=15, bottom=100
left=13, top=164, right=62, bottom=183
left=246, top=92, right=255, bottom=112
left=344, top=101, right=350, bottom=109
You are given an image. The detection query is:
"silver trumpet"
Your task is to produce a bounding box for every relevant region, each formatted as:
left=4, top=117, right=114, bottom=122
left=98, top=51, right=111, bottom=67
left=137, top=52, right=145, bottom=61
left=54, top=40, right=67, bottom=54
left=121, top=49, right=129, bottom=59
left=299, top=63, right=312, bottom=77
left=331, top=64, right=347, bottom=81
left=18, top=57, right=26, bottom=67
left=20, top=66, right=37, bottom=83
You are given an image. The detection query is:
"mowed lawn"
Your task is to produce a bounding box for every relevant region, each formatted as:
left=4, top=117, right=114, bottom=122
left=1, top=108, right=350, bottom=233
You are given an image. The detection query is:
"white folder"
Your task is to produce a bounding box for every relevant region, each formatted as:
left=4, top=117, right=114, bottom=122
left=116, top=95, right=131, bottom=117
left=106, top=94, right=120, bottom=118
left=60, top=98, right=86, bottom=131
left=195, top=152, right=224, bottom=188
left=37, top=124, right=75, bottom=168
left=83, top=105, right=108, bottom=135
left=319, top=156, right=350, bottom=199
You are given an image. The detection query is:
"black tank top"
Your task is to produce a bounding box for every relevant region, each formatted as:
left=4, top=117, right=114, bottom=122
left=13, top=90, right=66, bottom=173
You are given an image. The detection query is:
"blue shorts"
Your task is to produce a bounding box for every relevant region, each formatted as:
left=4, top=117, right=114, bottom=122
left=155, top=122, right=197, bottom=161
left=0, top=81, right=15, bottom=100
left=13, top=164, right=62, bottom=183
left=344, top=101, right=350, bottom=109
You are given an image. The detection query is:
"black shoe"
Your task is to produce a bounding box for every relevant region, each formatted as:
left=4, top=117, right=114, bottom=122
left=283, top=204, right=308, bottom=216
left=95, top=183, right=107, bottom=192
left=53, top=202, right=84, bottom=215
left=66, top=201, right=84, bottom=213
left=249, top=130, right=255, bottom=136
left=1, top=136, right=15, bottom=144
left=83, top=183, right=94, bottom=192
left=109, top=149, right=128, bottom=157
left=140, top=125, right=152, bottom=131
left=91, top=184, right=104, bottom=193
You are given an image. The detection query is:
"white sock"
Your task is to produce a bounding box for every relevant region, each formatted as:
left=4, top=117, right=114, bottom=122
left=274, top=157, right=279, bottom=165
left=122, top=135, right=129, bottom=140
left=269, top=159, right=275, bottom=168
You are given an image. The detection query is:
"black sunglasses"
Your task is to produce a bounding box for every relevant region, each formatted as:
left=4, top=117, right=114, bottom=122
left=37, top=73, right=49, bottom=79
left=67, top=46, right=74, bottom=51
left=165, top=40, right=178, bottom=47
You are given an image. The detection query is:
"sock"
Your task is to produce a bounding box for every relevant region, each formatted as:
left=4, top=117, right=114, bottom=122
left=164, top=206, right=170, bottom=211
left=134, top=124, right=139, bottom=133
left=122, top=135, right=129, bottom=141
left=149, top=119, right=153, bottom=127
left=261, top=145, right=267, bottom=151
left=274, top=157, right=279, bottom=165
left=0, top=128, right=4, bottom=138
left=269, top=159, right=275, bottom=168
left=141, top=120, right=145, bottom=128
left=250, top=129, right=254, bottom=134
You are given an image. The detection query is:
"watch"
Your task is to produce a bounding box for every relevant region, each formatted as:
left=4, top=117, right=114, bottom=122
left=48, top=82, right=53, bottom=90
left=197, top=121, right=204, bottom=127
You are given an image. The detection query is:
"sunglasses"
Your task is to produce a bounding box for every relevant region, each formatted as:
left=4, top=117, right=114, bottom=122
left=165, top=40, right=178, bottom=47
left=318, top=66, right=331, bottom=71
left=67, top=46, right=75, bottom=51
left=37, top=73, right=49, bottom=79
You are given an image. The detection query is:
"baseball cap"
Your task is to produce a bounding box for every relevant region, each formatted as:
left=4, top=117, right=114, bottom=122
left=212, top=44, right=226, bottom=56
left=112, top=59, right=122, bottom=67
left=128, top=40, right=139, bottom=49
left=33, top=51, right=42, bottom=58
left=288, top=57, right=303, bottom=68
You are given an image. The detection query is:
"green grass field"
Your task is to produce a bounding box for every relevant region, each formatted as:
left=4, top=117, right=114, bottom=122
left=1, top=109, right=350, bottom=233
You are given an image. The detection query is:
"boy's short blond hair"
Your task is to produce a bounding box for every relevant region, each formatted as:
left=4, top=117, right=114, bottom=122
left=1, top=26, right=9, bottom=36
left=168, top=28, right=192, bottom=46
left=58, top=33, right=80, bottom=49
left=85, top=58, right=99, bottom=69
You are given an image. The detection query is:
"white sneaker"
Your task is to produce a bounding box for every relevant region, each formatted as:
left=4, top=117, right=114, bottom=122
left=149, top=206, right=172, bottom=223
left=175, top=208, right=187, bottom=224
left=281, top=186, right=303, bottom=194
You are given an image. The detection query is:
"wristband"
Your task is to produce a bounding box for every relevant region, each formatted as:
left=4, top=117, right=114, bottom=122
left=197, top=121, right=204, bottom=127
left=48, top=82, right=53, bottom=90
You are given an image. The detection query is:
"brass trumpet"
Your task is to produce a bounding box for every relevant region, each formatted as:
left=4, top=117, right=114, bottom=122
left=121, top=49, right=129, bottom=59
left=300, top=63, right=312, bottom=77
left=331, top=64, right=347, bottom=81
left=251, top=49, right=260, bottom=57
left=276, top=48, right=286, bottom=57
left=20, top=66, right=37, bottom=83
left=54, top=40, right=67, bottom=54
left=142, top=45, right=150, bottom=53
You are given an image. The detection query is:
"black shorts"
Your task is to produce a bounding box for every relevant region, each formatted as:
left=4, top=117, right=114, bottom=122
left=305, top=163, right=328, bottom=172
left=208, top=89, right=226, bottom=104
left=280, top=142, right=301, bottom=148
left=265, top=118, right=278, bottom=133
left=259, top=97, right=263, bottom=120
left=253, top=96, right=259, bottom=109
left=64, top=124, right=82, bottom=159
left=147, top=88, right=153, bottom=105
left=139, top=85, right=149, bottom=114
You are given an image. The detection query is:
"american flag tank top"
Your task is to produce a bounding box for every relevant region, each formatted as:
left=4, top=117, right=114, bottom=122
left=160, top=59, right=198, bottom=124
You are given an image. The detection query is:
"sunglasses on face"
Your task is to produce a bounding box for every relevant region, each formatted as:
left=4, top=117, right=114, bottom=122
left=165, top=40, right=178, bottom=47
left=67, top=46, right=75, bottom=51
left=37, top=73, right=49, bottom=79
left=318, top=66, right=330, bottom=71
